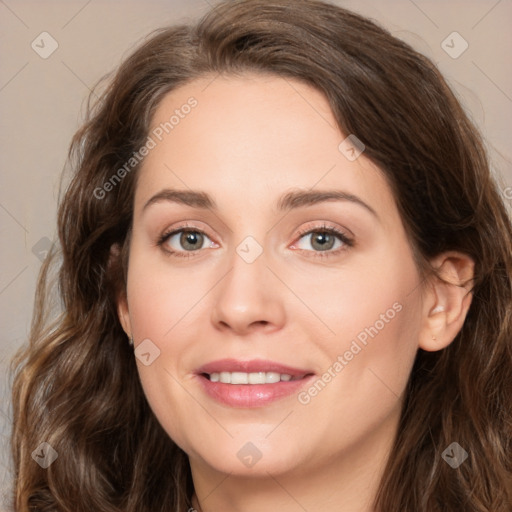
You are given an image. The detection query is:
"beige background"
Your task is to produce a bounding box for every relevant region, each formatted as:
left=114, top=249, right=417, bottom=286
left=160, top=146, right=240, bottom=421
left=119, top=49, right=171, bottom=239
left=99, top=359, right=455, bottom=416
left=1, top=0, right=511, bottom=508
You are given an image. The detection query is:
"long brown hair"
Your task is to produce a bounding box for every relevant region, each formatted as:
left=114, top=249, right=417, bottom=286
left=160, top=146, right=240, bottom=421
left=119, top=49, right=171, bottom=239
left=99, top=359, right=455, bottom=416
left=10, top=0, right=512, bottom=510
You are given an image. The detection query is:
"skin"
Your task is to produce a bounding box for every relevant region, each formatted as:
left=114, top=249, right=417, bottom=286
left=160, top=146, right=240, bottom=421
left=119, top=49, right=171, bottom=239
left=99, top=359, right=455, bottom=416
left=117, top=73, right=474, bottom=512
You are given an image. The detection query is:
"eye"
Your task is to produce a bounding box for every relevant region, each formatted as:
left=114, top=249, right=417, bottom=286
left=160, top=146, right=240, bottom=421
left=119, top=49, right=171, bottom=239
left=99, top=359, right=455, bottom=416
left=157, top=222, right=354, bottom=259
left=291, top=223, right=354, bottom=258
left=157, top=224, right=216, bottom=258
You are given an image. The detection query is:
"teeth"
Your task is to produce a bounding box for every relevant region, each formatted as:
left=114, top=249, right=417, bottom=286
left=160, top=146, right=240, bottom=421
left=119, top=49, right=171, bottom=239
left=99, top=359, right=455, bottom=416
left=231, top=372, right=248, bottom=384
left=249, top=372, right=266, bottom=384
left=208, top=371, right=297, bottom=384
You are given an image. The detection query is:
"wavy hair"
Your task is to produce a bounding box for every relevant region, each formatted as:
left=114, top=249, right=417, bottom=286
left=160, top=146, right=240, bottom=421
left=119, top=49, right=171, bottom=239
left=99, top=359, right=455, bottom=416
left=10, top=0, right=512, bottom=510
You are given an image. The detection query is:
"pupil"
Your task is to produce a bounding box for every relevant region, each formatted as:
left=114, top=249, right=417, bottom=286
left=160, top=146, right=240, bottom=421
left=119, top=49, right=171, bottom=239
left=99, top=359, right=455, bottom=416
left=313, top=232, right=334, bottom=250
left=182, top=231, right=202, bottom=250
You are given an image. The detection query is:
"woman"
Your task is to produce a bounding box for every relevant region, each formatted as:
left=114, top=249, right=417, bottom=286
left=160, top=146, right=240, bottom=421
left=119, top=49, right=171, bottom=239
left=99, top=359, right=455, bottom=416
left=10, top=0, right=512, bottom=510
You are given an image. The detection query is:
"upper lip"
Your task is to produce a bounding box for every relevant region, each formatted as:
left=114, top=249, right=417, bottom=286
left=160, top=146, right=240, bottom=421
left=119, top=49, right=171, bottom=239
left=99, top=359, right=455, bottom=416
left=196, top=358, right=313, bottom=377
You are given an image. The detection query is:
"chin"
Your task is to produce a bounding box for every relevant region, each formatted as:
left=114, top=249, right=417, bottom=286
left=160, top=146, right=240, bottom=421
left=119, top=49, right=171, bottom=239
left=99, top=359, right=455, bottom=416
left=188, top=436, right=308, bottom=477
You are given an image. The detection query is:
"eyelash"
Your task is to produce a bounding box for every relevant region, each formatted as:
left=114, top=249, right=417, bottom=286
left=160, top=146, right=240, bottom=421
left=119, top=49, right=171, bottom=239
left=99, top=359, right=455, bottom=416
left=156, top=222, right=354, bottom=259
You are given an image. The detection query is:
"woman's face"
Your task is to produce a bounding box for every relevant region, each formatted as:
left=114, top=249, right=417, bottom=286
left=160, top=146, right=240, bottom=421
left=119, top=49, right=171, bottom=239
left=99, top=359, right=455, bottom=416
left=119, top=73, right=426, bottom=478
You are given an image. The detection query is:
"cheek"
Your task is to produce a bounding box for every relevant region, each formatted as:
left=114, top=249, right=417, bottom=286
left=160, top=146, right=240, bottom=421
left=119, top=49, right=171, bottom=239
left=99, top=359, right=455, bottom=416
left=293, top=280, right=421, bottom=456
left=126, top=251, right=204, bottom=339
left=125, top=257, right=199, bottom=448
left=124, top=249, right=215, bottom=440
left=313, top=242, right=422, bottom=398
left=304, top=247, right=419, bottom=352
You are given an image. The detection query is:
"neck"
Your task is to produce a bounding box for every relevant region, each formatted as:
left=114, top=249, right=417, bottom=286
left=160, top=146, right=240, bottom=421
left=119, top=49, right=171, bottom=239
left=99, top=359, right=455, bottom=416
left=191, top=493, right=202, bottom=512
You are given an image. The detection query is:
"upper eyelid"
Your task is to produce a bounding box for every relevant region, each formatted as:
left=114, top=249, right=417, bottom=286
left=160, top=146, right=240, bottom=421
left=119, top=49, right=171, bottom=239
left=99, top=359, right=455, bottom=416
left=295, top=222, right=352, bottom=238
left=161, top=223, right=215, bottom=242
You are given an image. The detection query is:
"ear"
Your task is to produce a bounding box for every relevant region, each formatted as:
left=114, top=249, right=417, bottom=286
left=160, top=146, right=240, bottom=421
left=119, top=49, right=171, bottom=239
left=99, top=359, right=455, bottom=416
left=110, top=243, right=132, bottom=337
left=418, top=251, right=475, bottom=352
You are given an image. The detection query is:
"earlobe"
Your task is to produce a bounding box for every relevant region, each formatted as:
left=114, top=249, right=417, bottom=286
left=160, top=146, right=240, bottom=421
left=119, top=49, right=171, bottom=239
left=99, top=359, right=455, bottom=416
left=117, top=295, right=132, bottom=338
left=418, top=252, right=475, bottom=352
left=110, top=243, right=132, bottom=337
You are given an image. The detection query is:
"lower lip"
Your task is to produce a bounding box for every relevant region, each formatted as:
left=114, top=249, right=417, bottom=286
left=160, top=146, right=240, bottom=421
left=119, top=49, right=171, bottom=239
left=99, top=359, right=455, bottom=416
left=196, top=374, right=314, bottom=408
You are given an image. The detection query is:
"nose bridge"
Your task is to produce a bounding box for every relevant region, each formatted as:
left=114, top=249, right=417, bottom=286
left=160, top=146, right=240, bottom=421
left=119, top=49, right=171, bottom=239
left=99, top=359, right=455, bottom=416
left=211, top=231, right=285, bottom=333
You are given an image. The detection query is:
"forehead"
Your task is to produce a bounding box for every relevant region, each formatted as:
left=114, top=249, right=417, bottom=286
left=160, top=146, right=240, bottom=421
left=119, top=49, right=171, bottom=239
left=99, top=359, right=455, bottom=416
left=134, top=73, right=397, bottom=226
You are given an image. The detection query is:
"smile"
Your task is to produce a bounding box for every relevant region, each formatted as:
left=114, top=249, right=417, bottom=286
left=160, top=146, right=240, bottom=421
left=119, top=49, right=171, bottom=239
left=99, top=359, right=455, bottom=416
left=206, top=371, right=304, bottom=384
left=195, top=359, right=315, bottom=407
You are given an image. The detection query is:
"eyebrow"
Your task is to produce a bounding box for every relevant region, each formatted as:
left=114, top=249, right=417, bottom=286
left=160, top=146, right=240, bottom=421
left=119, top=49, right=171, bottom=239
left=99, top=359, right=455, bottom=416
left=142, top=188, right=378, bottom=218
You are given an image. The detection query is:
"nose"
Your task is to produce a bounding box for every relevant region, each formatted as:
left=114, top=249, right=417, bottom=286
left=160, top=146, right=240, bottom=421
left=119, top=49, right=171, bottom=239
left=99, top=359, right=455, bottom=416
left=211, top=245, right=286, bottom=336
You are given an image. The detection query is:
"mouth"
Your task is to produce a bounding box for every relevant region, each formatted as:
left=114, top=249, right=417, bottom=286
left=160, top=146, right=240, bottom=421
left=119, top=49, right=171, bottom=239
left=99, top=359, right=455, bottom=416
left=195, top=359, right=315, bottom=407
left=203, top=371, right=307, bottom=384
